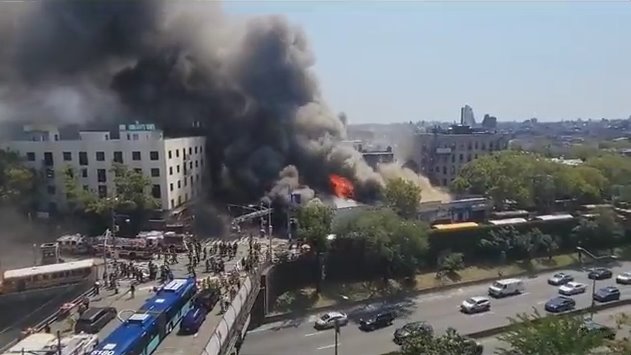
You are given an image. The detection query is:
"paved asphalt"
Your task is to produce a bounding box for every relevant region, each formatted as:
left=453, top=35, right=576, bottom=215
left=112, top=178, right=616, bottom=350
left=478, top=304, right=631, bottom=354
left=240, top=261, right=631, bottom=355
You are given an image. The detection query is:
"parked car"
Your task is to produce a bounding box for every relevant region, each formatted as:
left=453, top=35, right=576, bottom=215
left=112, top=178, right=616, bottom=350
left=460, top=297, right=491, bottom=314
left=180, top=307, right=207, bottom=334
left=393, top=321, right=433, bottom=345
left=616, top=272, right=631, bottom=285
left=558, top=282, right=587, bottom=296
left=581, top=319, right=616, bottom=340
left=548, top=272, right=574, bottom=286
left=193, top=288, right=220, bottom=312
left=74, top=307, right=117, bottom=334
left=588, top=268, right=612, bottom=280
left=359, top=310, right=396, bottom=331
left=314, top=311, right=349, bottom=330
left=593, top=286, right=621, bottom=302
left=545, top=296, right=576, bottom=313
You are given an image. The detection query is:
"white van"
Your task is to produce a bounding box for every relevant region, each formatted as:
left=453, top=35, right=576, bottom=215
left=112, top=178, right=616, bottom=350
left=488, top=278, right=524, bottom=297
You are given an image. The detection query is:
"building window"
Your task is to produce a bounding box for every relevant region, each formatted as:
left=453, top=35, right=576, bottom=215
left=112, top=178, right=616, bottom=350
left=177, top=180, right=181, bottom=188
left=451, top=166, right=456, bottom=174
left=194, top=146, right=198, bottom=154
left=176, top=150, right=179, bottom=158
left=151, top=184, right=161, bottom=199
left=188, top=147, right=192, bottom=155
left=184, top=166, right=187, bottom=175
left=98, top=185, right=107, bottom=198
left=459, top=154, right=464, bottom=162
left=63, top=152, right=72, bottom=161
left=151, top=168, right=160, bottom=177
left=26, top=152, right=35, bottom=161
left=474, top=141, right=479, bottom=150
left=171, top=199, right=175, bottom=208
left=170, top=183, right=173, bottom=192
left=134, top=168, right=142, bottom=174
left=467, top=154, right=472, bottom=162
left=79, top=152, right=88, bottom=166
left=189, top=161, right=193, bottom=169
left=177, top=196, right=182, bottom=206
left=44, top=152, right=54, bottom=166
left=176, top=165, right=180, bottom=173
left=442, top=166, right=447, bottom=174
left=169, top=167, right=173, bottom=175
left=45, top=168, right=54, bottom=179
left=97, top=169, right=107, bottom=183
left=168, top=150, right=172, bottom=159
left=47, top=185, right=56, bottom=195
left=113, top=151, right=123, bottom=164
left=190, top=176, right=194, bottom=185
left=184, top=178, right=187, bottom=187
left=81, top=168, right=88, bottom=178
left=182, top=148, right=186, bottom=157
left=195, top=160, right=198, bottom=168
left=132, top=133, right=139, bottom=141
left=96, top=151, right=105, bottom=161
left=150, top=151, right=159, bottom=161
left=132, top=151, right=141, bottom=161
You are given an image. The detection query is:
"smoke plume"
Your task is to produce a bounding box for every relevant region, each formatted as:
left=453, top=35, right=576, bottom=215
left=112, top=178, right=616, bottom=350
left=0, top=0, right=444, bottom=203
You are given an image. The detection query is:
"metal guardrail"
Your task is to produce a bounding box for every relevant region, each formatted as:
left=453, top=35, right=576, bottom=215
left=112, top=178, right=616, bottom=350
left=202, top=261, right=268, bottom=355
left=0, top=282, right=95, bottom=353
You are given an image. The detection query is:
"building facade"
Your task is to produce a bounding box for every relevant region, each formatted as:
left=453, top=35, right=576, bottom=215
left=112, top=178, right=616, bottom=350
left=413, top=125, right=508, bottom=187
left=3, top=123, right=206, bottom=214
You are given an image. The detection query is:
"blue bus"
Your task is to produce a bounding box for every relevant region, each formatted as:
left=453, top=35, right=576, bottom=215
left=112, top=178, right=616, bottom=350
left=90, top=278, right=197, bottom=355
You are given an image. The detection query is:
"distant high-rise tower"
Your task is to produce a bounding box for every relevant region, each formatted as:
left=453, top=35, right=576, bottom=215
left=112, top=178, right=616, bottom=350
left=460, top=105, right=476, bottom=126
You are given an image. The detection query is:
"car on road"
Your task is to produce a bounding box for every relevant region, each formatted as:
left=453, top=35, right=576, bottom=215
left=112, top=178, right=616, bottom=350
left=180, top=306, right=207, bottom=334
left=588, top=267, right=612, bottom=280
left=616, top=272, right=631, bottom=284
left=74, top=307, right=117, bottom=334
left=393, top=321, right=433, bottom=345
left=547, top=272, right=574, bottom=286
left=558, top=282, right=587, bottom=296
left=193, top=288, right=220, bottom=312
left=581, top=319, right=616, bottom=340
left=545, top=296, right=576, bottom=313
left=359, top=310, right=396, bottom=331
left=593, top=286, right=621, bottom=302
left=314, top=311, right=349, bottom=330
left=488, top=278, right=524, bottom=298
left=460, top=296, right=491, bottom=314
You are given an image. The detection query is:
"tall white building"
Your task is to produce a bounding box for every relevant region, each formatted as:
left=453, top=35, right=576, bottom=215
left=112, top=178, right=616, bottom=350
left=460, top=105, right=476, bottom=126
left=3, top=123, right=206, bottom=214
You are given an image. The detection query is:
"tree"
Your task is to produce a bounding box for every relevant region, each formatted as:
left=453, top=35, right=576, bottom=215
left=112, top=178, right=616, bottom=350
left=332, top=209, right=429, bottom=279
left=497, top=311, right=608, bottom=355
left=64, top=163, right=157, bottom=232
left=400, top=327, right=482, bottom=355
left=437, top=251, right=465, bottom=277
left=0, top=149, right=36, bottom=210
left=383, top=177, right=422, bottom=219
left=296, top=199, right=334, bottom=252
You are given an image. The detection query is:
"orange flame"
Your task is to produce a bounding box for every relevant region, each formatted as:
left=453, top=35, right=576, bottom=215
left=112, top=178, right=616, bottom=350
left=329, top=174, right=355, bottom=199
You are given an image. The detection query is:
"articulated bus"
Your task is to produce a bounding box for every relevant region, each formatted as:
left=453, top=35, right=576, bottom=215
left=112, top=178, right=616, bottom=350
left=89, top=278, right=197, bottom=355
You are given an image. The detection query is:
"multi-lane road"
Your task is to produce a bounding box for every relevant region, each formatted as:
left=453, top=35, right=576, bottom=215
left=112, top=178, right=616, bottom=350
left=241, top=261, right=631, bottom=355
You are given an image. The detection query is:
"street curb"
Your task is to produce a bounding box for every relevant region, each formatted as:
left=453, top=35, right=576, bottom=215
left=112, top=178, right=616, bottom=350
left=263, top=259, right=594, bottom=324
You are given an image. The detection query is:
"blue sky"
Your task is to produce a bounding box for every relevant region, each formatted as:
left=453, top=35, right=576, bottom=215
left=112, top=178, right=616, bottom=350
left=224, top=1, right=631, bottom=124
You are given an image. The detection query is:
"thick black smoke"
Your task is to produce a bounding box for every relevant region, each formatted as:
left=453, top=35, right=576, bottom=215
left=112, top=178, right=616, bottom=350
left=0, top=0, right=436, bottom=203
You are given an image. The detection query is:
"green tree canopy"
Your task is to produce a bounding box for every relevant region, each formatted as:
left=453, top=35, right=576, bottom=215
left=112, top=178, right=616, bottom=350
left=400, top=327, right=482, bottom=355
left=383, top=177, right=422, bottom=219
left=296, top=199, right=334, bottom=252
left=451, top=151, right=608, bottom=210
left=64, top=163, right=157, bottom=231
left=497, top=311, right=608, bottom=355
left=0, top=149, right=36, bottom=210
left=333, top=208, right=429, bottom=278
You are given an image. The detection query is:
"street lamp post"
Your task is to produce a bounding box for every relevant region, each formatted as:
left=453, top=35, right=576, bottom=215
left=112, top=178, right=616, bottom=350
left=334, top=319, right=340, bottom=355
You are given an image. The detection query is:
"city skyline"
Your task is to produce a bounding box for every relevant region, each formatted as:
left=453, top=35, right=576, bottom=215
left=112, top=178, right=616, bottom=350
left=226, top=1, right=631, bottom=124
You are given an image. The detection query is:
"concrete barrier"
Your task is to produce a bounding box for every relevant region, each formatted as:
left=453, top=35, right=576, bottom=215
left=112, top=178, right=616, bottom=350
left=263, top=260, right=594, bottom=324
left=465, top=298, right=631, bottom=339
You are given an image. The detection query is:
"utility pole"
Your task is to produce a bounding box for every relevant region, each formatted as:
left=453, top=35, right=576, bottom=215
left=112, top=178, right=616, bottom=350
left=334, top=319, right=340, bottom=355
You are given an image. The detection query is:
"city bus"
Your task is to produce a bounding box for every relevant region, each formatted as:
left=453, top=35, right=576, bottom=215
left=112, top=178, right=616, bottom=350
left=0, top=259, right=97, bottom=294
left=89, top=278, right=197, bottom=355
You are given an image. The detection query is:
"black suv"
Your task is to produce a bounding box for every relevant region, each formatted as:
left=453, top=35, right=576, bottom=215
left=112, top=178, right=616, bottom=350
left=359, top=310, right=396, bottom=331
left=588, top=268, right=612, bottom=280
left=193, top=288, right=220, bottom=312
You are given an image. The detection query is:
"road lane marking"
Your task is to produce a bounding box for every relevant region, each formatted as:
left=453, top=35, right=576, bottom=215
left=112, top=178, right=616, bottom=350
left=305, top=331, right=326, bottom=337
left=317, top=344, right=339, bottom=350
